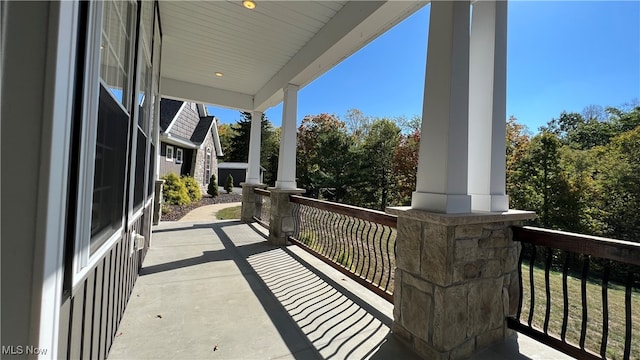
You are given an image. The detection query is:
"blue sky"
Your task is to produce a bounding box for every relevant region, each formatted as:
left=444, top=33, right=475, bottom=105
left=208, top=1, right=640, bottom=133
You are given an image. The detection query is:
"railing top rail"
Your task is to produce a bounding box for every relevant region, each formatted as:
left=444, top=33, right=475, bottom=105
left=513, top=226, right=640, bottom=266
left=289, top=195, right=397, bottom=228
left=254, top=188, right=270, bottom=197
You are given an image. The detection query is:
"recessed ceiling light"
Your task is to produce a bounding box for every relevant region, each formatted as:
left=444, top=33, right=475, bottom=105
left=215, top=72, right=224, bottom=77
left=243, top=0, right=256, bottom=10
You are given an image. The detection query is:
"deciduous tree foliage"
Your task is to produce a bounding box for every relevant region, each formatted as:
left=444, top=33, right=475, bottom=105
left=507, top=104, right=639, bottom=242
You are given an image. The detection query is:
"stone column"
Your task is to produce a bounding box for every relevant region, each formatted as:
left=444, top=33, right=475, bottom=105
left=246, top=111, right=263, bottom=185
left=241, top=183, right=267, bottom=223
left=152, top=180, right=165, bottom=225
left=468, top=0, right=509, bottom=212
left=268, top=188, right=304, bottom=245
left=412, top=0, right=472, bottom=214
left=387, top=207, right=536, bottom=359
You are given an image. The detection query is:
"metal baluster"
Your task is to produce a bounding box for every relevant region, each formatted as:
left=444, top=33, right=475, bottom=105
left=383, top=228, right=393, bottom=292
left=600, top=260, right=610, bottom=359
left=528, top=244, right=537, bottom=327
left=544, top=247, right=553, bottom=334
left=579, top=255, right=590, bottom=350
left=516, top=242, right=524, bottom=321
left=561, top=251, right=570, bottom=342
left=623, top=268, right=633, bottom=360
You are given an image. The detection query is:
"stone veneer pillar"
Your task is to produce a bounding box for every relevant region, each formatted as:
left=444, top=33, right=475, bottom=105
left=268, top=188, right=304, bottom=245
left=387, top=207, right=536, bottom=359
left=153, top=180, right=165, bottom=225
left=240, top=183, right=267, bottom=223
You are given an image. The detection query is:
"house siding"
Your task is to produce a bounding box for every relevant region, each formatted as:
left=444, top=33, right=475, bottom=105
left=159, top=142, right=185, bottom=176
left=58, top=207, right=150, bottom=360
left=169, top=105, right=200, bottom=140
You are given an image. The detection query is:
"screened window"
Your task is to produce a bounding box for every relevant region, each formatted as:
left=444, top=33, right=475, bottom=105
left=90, top=0, right=137, bottom=254
left=205, top=149, right=212, bottom=184
left=90, top=86, right=129, bottom=253
left=176, top=148, right=183, bottom=164
left=166, top=145, right=174, bottom=161
left=100, top=0, right=136, bottom=109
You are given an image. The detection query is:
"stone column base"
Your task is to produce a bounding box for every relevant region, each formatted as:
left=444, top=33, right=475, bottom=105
left=240, top=183, right=267, bottom=223
left=386, top=207, right=536, bottom=359
left=152, top=180, right=165, bottom=225
left=268, top=187, right=305, bottom=246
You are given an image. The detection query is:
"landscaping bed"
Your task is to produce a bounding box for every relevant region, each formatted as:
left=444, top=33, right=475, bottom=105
left=162, top=193, right=242, bottom=221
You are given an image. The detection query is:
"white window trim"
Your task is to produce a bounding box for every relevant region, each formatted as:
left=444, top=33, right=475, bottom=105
left=166, top=145, right=174, bottom=161
left=176, top=148, right=183, bottom=164
left=74, top=0, right=136, bottom=286
left=36, top=1, right=80, bottom=357
left=74, top=0, right=105, bottom=281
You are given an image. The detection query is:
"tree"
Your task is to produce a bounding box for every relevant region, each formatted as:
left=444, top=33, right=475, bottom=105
left=224, top=112, right=280, bottom=185
left=597, top=127, right=640, bottom=241
left=394, top=129, right=420, bottom=205
left=224, top=174, right=234, bottom=194
left=297, top=114, right=355, bottom=201
left=513, top=131, right=580, bottom=230
left=360, top=119, right=401, bottom=210
left=207, top=174, right=219, bottom=197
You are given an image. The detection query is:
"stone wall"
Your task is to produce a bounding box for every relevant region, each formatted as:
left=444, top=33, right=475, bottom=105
left=387, top=208, right=535, bottom=359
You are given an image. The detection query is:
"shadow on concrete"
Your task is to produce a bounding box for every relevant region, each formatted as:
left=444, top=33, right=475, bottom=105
left=142, top=220, right=418, bottom=359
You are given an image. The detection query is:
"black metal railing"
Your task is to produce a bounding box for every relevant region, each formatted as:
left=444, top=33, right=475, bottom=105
left=509, top=226, right=640, bottom=360
left=288, top=195, right=397, bottom=303
left=253, top=188, right=271, bottom=228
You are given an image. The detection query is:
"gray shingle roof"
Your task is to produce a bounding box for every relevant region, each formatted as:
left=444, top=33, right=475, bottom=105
left=160, top=99, right=183, bottom=132
left=190, top=116, right=214, bottom=144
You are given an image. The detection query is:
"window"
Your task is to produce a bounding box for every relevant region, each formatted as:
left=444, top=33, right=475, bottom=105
left=166, top=145, right=174, bottom=161
left=89, top=0, right=137, bottom=254
left=205, top=148, right=212, bottom=184
left=100, top=0, right=136, bottom=109
left=90, top=85, right=129, bottom=254
left=176, top=148, right=183, bottom=164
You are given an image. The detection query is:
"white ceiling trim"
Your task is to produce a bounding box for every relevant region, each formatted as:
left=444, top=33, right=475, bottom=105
left=160, top=77, right=254, bottom=111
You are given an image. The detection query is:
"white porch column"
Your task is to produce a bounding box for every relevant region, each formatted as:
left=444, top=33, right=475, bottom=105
left=275, top=84, right=299, bottom=189
left=468, top=0, right=509, bottom=212
left=246, top=110, right=263, bottom=184
left=412, top=1, right=472, bottom=214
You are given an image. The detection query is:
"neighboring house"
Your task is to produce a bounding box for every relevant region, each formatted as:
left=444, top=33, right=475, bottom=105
left=218, top=162, right=265, bottom=187
left=159, top=99, right=224, bottom=191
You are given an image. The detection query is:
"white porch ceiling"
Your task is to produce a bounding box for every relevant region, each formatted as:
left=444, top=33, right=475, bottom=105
left=158, top=1, right=427, bottom=112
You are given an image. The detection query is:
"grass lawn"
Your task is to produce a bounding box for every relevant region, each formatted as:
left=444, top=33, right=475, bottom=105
left=519, top=264, right=639, bottom=359
left=216, top=205, right=242, bottom=220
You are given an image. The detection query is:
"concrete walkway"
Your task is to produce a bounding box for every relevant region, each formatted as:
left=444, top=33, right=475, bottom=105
left=178, top=202, right=242, bottom=222
left=109, top=220, right=573, bottom=360
left=108, top=220, right=418, bottom=359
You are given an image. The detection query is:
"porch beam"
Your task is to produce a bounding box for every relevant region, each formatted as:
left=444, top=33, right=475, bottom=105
left=274, top=84, right=299, bottom=190
left=412, top=0, right=472, bottom=214
left=468, top=0, right=509, bottom=212
left=160, top=77, right=254, bottom=111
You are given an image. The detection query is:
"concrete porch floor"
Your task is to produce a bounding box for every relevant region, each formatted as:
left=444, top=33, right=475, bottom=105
left=108, top=220, right=573, bottom=360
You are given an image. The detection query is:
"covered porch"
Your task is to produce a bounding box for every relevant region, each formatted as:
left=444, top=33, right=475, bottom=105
left=108, top=219, right=569, bottom=359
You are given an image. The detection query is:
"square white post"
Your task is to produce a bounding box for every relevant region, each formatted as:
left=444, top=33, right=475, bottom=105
left=245, top=110, right=263, bottom=185
left=275, top=84, right=299, bottom=189
left=468, top=0, right=509, bottom=212
left=412, top=1, right=472, bottom=214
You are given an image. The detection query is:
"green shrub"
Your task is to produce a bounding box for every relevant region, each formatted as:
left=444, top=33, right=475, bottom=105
left=182, top=175, right=202, bottom=202
left=207, top=174, right=219, bottom=197
left=224, top=174, right=234, bottom=194
left=161, top=172, right=191, bottom=205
